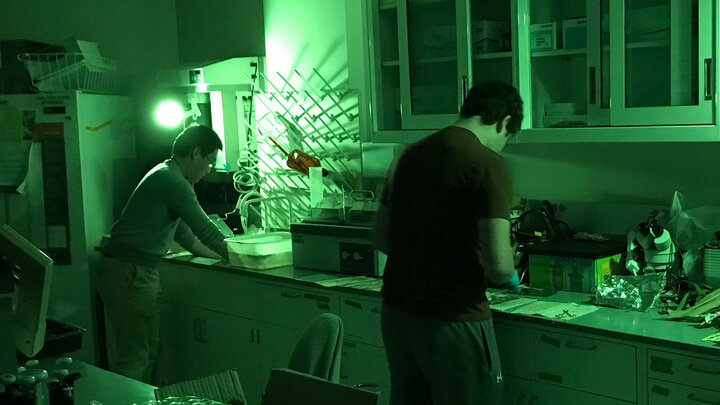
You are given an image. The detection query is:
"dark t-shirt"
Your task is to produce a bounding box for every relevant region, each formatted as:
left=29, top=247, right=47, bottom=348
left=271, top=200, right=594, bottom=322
left=380, top=126, right=512, bottom=321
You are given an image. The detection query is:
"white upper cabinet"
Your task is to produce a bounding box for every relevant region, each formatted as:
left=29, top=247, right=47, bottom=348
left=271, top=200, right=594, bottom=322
left=370, top=0, right=515, bottom=131
left=518, top=0, right=714, bottom=129
left=367, top=0, right=716, bottom=138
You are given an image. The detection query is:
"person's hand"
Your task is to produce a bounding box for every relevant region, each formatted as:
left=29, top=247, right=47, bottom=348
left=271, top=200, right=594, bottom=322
left=489, top=269, right=520, bottom=290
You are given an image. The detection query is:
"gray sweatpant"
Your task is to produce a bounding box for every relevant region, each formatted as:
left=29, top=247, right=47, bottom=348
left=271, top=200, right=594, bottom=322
left=381, top=304, right=504, bottom=405
left=96, top=255, right=160, bottom=383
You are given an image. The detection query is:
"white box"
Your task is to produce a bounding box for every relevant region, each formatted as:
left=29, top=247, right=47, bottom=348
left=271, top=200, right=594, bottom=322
left=562, top=18, right=587, bottom=49
left=471, top=20, right=510, bottom=53
left=530, top=22, right=558, bottom=51
left=226, top=231, right=293, bottom=270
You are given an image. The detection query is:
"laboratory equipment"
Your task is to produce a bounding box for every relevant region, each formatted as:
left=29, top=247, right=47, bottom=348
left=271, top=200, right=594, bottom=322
left=627, top=216, right=677, bottom=274
left=290, top=222, right=386, bottom=277
left=0, top=92, right=136, bottom=363
left=0, top=224, right=53, bottom=373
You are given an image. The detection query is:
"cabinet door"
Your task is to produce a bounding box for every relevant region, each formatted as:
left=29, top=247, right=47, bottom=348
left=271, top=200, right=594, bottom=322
left=256, top=283, right=339, bottom=329
left=341, top=340, right=390, bottom=405
left=372, top=0, right=403, bottom=131
left=340, top=295, right=383, bottom=347
left=157, top=300, right=261, bottom=403
left=257, top=322, right=304, bottom=393
left=398, top=0, right=467, bottom=129
left=610, top=0, right=714, bottom=125
left=467, top=0, right=515, bottom=90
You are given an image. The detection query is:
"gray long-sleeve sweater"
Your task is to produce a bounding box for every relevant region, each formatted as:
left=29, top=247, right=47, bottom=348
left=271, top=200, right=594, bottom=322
left=102, top=159, right=225, bottom=268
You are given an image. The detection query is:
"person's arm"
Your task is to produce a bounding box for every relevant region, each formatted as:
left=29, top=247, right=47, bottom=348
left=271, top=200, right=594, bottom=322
left=174, top=220, right=228, bottom=259
left=478, top=217, right=515, bottom=285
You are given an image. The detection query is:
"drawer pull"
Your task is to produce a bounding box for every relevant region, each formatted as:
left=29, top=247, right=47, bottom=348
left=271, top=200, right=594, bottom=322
left=345, top=300, right=362, bottom=309
left=538, top=372, right=562, bottom=384
left=651, top=384, right=670, bottom=397
left=565, top=341, right=597, bottom=351
left=539, top=334, right=560, bottom=348
left=281, top=292, right=301, bottom=299
left=650, top=356, right=674, bottom=375
left=688, top=393, right=720, bottom=404
left=304, top=293, right=330, bottom=303
left=370, top=307, right=381, bottom=314
left=688, top=363, right=720, bottom=375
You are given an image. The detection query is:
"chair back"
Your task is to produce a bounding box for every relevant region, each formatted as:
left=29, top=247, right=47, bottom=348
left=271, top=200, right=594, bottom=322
left=287, top=313, right=344, bottom=382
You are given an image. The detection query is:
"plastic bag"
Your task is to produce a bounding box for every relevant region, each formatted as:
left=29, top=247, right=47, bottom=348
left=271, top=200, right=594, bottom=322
left=666, top=191, right=720, bottom=251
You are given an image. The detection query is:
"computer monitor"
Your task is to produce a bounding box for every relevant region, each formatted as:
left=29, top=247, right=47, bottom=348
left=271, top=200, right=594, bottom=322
left=0, top=224, right=53, bottom=359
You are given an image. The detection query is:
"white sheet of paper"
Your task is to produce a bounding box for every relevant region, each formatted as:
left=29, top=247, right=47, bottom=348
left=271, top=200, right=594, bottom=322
left=511, top=301, right=599, bottom=319
left=491, top=297, right=537, bottom=312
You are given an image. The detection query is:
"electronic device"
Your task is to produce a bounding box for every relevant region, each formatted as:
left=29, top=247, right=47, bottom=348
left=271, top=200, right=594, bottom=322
left=290, top=222, right=386, bottom=277
left=627, top=216, right=676, bottom=274
left=0, top=224, right=53, bottom=372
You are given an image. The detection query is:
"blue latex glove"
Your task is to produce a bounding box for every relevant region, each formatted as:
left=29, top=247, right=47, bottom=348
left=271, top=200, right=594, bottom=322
left=489, top=269, right=520, bottom=290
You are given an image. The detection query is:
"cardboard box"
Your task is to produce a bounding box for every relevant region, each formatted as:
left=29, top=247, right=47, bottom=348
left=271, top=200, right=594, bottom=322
left=530, top=22, right=558, bottom=51
left=471, top=20, right=510, bottom=53
left=562, top=17, right=587, bottom=49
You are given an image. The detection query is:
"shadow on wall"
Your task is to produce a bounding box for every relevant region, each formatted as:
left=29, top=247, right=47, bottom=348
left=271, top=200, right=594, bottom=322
left=502, top=142, right=720, bottom=207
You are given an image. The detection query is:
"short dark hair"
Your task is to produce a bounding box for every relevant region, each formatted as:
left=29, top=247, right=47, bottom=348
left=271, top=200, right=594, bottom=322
left=171, top=125, right=223, bottom=157
left=459, top=80, right=523, bottom=135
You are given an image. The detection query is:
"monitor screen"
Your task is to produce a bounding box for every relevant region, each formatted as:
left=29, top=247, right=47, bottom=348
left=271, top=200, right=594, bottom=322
left=0, top=224, right=53, bottom=358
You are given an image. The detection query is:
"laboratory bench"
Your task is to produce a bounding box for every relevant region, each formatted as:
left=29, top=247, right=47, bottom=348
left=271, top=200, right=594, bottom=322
left=158, top=253, right=720, bottom=405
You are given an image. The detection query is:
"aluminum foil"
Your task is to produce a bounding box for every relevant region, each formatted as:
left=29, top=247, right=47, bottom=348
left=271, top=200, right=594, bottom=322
left=595, top=273, right=667, bottom=311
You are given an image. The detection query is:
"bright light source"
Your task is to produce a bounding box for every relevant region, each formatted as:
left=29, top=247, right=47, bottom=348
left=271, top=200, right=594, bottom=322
left=155, top=101, right=184, bottom=127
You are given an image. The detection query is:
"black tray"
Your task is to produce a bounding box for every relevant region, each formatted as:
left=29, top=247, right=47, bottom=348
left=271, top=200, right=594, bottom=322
left=17, top=319, right=84, bottom=362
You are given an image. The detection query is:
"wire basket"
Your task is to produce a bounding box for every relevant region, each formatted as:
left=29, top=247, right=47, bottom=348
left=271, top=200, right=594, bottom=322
left=18, top=52, right=121, bottom=94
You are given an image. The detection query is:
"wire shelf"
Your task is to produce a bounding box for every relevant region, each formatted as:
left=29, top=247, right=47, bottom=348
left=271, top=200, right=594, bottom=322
left=18, top=52, right=121, bottom=94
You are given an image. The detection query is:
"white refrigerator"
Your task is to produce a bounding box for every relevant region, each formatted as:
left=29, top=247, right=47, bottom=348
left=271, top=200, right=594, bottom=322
left=0, top=91, right=137, bottom=363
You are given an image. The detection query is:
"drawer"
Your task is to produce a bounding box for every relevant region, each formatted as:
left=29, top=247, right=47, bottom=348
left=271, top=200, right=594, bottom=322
left=649, top=349, right=720, bottom=392
left=648, top=378, right=720, bottom=405
left=494, top=321, right=528, bottom=378
left=339, top=295, right=382, bottom=346
left=533, top=330, right=637, bottom=402
left=159, top=262, right=256, bottom=319
left=256, top=282, right=339, bottom=330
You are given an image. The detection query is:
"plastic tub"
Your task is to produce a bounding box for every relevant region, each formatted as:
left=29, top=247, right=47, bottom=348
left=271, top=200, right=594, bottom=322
left=225, top=231, right=293, bottom=270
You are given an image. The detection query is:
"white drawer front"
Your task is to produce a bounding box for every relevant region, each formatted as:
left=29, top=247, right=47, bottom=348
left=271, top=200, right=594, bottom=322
left=256, top=282, right=338, bottom=329
left=340, top=295, right=382, bottom=346
left=159, top=262, right=256, bottom=319
left=533, top=330, right=637, bottom=402
left=648, top=378, right=720, bottom=405
left=649, top=349, right=720, bottom=392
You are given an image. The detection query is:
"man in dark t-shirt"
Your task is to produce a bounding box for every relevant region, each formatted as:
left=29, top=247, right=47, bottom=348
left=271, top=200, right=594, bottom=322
left=375, top=81, right=523, bottom=405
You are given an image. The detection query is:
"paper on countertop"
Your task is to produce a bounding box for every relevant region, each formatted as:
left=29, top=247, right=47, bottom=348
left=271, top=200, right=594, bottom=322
left=314, top=276, right=383, bottom=292
left=511, top=301, right=600, bottom=319
left=702, top=331, right=720, bottom=342
left=491, top=297, right=537, bottom=312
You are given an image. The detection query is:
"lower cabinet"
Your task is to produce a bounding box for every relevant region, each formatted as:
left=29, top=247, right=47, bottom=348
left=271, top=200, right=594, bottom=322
left=157, top=299, right=263, bottom=404
left=647, top=378, right=720, bottom=405
left=256, top=321, right=304, bottom=394
left=502, top=376, right=634, bottom=405
left=341, top=339, right=390, bottom=405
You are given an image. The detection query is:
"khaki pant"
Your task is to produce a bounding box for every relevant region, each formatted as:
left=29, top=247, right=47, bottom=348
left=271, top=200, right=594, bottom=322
left=381, top=304, right=504, bottom=405
left=96, top=255, right=160, bottom=383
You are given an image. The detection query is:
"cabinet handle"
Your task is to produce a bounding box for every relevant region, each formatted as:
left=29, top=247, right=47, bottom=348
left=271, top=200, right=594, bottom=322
left=565, top=341, right=597, bottom=351
left=704, top=58, right=713, bottom=101
left=194, top=318, right=208, bottom=343
left=345, top=299, right=362, bottom=309
left=687, top=393, right=720, bottom=404
left=588, top=67, right=597, bottom=105
left=687, top=363, right=720, bottom=375
left=281, top=292, right=301, bottom=299
left=370, top=307, right=380, bottom=314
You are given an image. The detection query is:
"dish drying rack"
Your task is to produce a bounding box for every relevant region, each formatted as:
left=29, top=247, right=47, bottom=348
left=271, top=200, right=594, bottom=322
left=18, top=52, right=120, bottom=94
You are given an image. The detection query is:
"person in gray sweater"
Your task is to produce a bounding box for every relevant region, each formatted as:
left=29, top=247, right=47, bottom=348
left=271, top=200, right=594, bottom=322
left=97, top=124, right=229, bottom=382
